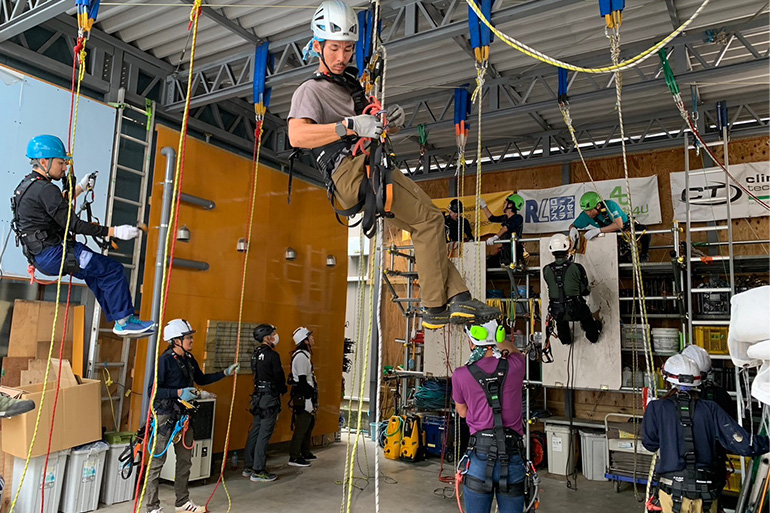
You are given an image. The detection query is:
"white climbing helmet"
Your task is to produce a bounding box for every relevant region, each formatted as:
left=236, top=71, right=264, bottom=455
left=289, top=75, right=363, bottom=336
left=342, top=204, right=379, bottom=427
left=312, top=0, right=358, bottom=41
left=549, top=233, right=571, bottom=253
left=164, top=319, right=196, bottom=342
left=681, top=344, right=712, bottom=377
left=465, top=319, right=505, bottom=347
left=293, top=326, right=313, bottom=345
left=662, top=354, right=702, bottom=388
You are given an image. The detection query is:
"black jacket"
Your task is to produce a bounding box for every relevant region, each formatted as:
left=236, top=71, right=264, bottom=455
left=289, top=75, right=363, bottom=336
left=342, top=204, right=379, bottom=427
left=642, top=394, right=769, bottom=475
left=251, top=344, right=287, bottom=395
left=444, top=214, right=474, bottom=242
left=150, top=348, right=225, bottom=415
left=488, top=213, right=523, bottom=240
left=14, top=172, right=109, bottom=241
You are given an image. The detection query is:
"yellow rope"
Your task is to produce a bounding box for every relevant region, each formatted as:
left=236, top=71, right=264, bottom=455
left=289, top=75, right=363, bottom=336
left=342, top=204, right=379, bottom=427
left=343, top=231, right=377, bottom=513
left=134, top=2, right=202, bottom=511
left=465, top=0, right=711, bottom=74
left=472, top=61, right=486, bottom=299
left=8, top=41, right=87, bottom=513
left=213, top=123, right=264, bottom=513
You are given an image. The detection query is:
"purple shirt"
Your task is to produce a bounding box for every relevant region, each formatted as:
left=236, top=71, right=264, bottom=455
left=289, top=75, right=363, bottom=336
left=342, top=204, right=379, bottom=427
left=452, top=353, right=526, bottom=435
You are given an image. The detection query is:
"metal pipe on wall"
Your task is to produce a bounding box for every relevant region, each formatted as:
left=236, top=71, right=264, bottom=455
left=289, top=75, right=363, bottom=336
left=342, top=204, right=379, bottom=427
left=180, top=193, right=216, bottom=210
left=170, top=258, right=210, bottom=271
left=141, top=146, right=176, bottom=419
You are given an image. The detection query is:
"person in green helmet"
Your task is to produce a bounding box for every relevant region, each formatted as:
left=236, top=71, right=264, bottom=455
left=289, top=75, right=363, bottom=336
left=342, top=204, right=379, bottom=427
left=569, top=191, right=650, bottom=262
left=479, top=193, right=525, bottom=267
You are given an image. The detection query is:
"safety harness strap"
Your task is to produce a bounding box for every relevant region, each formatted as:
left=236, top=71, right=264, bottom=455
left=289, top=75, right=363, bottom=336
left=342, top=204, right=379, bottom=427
left=658, top=393, right=718, bottom=513
left=467, top=358, right=510, bottom=493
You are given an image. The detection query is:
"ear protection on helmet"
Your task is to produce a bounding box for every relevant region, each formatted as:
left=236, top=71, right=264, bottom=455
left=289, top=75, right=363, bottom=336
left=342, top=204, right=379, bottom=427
left=468, top=324, right=505, bottom=344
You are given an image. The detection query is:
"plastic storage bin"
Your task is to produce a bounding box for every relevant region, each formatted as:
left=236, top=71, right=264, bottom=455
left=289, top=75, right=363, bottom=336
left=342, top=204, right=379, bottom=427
left=60, top=441, right=108, bottom=513
left=545, top=424, right=575, bottom=476
left=651, top=328, right=680, bottom=354
left=579, top=430, right=607, bottom=481
left=694, top=326, right=729, bottom=354
left=101, top=442, right=136, bottom=505
left=621, top=324, right=649, bottom=350
left=12, top=449, right=69, bottom=513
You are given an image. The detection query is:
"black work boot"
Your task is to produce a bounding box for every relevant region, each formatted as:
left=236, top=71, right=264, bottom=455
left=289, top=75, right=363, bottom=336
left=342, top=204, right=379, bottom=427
left=422, top=306, right=449, bottom=330
left=448, top=293, right=501, bottom=325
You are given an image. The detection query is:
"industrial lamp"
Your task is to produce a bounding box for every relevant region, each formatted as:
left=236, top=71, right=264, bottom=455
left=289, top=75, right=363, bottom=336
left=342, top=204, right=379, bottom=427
left=177, top=225, right=190, bottom=242
left=237, top=238, right=248, bottom=253
left=285, top=247, right=297, bottom=261
left=326, top=255, right=337, bottom=267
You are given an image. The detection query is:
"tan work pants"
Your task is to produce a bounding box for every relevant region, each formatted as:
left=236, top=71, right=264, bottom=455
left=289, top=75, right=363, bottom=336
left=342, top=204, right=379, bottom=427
left=333, top=155, right=468, bottom=307
left=659, top=490, right=718, bottom=513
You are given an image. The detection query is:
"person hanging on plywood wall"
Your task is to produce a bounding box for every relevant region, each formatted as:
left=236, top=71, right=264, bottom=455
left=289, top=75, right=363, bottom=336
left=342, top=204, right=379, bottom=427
left=569, top=191, right=651, bottom=263
left=543, top=234, right=602, bottom=345
left=10, top=135, right=154, bottom=338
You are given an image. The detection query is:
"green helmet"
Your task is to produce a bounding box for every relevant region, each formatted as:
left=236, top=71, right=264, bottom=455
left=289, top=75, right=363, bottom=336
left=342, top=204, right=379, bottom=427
left=506, top=194, right=524, bottom=212
left=580, top=191, right=602, bottom=211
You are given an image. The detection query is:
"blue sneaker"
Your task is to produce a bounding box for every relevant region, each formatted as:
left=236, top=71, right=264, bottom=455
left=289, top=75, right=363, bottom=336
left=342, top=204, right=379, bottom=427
left=113, top=316, right=155, bottom=338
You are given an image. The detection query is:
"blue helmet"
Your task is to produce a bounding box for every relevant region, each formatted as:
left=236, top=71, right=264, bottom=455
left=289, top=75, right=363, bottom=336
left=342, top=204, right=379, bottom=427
left=26, top=135, right=67, bottom=160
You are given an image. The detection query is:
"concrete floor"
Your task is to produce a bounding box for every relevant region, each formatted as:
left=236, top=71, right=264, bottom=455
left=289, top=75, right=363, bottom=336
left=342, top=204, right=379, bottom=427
left=100, top=438, right=645, bottom=513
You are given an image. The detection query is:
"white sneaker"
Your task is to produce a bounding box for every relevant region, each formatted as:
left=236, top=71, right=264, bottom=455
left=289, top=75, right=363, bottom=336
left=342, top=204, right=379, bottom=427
left=175, top=501, right=206, bottom=513
left=149, top=509, right=163, bottom=513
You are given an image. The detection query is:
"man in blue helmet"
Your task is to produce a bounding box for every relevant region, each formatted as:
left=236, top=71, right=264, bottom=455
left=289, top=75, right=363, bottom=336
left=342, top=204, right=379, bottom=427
left=11, top=135, right=154, bottom=337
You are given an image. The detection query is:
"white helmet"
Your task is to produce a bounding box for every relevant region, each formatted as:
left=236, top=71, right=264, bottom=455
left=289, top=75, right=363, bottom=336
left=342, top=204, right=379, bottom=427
left=465, top=319, right=505, bottom=347
left=312, top=0, right=358, bottom=41
left=662, top=354, right=702, bottom=388
left=681, top=344, right=712, bottom=377
left=293, top=326, right=313, bottom=345
left=549, top=233, right=571, bottom=253
left=164, top=319, right=196, bottom=342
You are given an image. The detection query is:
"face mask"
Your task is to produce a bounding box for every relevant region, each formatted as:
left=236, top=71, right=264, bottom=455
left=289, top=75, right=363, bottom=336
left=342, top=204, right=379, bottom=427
left=273, top=334, right=280, bottom=347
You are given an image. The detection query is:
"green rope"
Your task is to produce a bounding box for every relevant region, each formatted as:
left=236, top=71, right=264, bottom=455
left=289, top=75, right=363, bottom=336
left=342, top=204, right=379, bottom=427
left=658, top=48, right=679, bottom=96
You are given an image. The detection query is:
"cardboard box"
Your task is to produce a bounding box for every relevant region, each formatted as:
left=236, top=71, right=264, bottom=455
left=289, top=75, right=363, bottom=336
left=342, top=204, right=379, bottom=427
left=0, top=378, right=102, bottom=459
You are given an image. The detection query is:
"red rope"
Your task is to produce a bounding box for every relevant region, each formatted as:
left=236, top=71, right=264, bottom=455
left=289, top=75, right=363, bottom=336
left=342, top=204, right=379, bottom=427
left=132, top=10, right=200, bottom=512
left=686, top=118, right=770, bottom=211
left=39, top=278, right=73, bottom=512
left=204, top=121, right=262, bottom=510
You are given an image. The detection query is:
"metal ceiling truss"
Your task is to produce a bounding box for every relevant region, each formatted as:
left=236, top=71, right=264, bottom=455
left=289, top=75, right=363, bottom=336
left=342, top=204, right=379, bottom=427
left=164, top=0, right=585, bottom=111
left=0, top=0, right=68, bottom=42
left=0, top=16, right=321, bottom=184
left=397, top=94, right=770, bottom=180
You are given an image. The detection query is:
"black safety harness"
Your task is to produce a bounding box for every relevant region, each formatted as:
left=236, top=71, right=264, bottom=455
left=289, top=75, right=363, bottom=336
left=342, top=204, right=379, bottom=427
left=249, top=344, right=281, bottom=419
left=288, top=349, right=318, bottom=420
left=10, top=174, right=80, bottom=274
left=656, top=393, right=719, bottom=513
left=546, top=260, right=589, bottom=322
left=464, top=358, right=525, bottom=497
left=289, top=67, right=394, bottom=238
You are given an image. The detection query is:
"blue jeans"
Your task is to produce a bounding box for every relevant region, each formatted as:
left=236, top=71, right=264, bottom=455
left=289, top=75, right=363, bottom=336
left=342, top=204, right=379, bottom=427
left=34, top=242, right=134, bottom=322
left=463, top=451, right=526, bottom=513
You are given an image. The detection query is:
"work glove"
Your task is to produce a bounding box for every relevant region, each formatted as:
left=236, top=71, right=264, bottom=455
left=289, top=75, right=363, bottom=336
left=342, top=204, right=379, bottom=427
left=386, top=104, right=405, bottom=128
left=569, top=226, right=579, bottom=243
left=224, top=363, right=240, bottom=376
left=113, top=225, right=140, bottom=240
left=585, top=228, right=601, bottom=241
left=78, top=172, right=96, bottom=192
left=478, top=197, right=487, bottom=209
left=345, top=115, right=383, bottom=138
left=486, top=236, right=499, bottom=246
left=179, top=387, right=198, bottom=402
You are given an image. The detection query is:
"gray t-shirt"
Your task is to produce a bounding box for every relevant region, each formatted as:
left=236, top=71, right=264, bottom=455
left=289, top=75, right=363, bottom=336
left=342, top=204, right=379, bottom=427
left=287, top=78, right=355, bottom=125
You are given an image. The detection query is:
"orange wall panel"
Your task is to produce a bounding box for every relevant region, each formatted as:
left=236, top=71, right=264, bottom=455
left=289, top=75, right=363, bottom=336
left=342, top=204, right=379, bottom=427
left=131, top=126, right=348, bottom=452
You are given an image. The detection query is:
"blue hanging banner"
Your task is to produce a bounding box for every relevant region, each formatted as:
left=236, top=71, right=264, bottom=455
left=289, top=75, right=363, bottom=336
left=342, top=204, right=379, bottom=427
left=557, top=68, right=569, bottom=104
